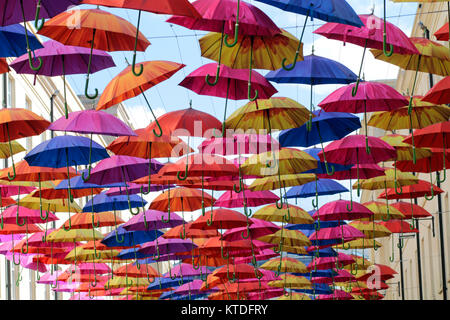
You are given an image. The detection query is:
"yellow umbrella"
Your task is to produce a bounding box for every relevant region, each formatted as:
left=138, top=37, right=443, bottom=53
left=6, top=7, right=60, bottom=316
left=348, top=221, right=392, bottom=239
left=260, top=257, right=308, bottom=274
left=0, top=180, right=54, bottom=187
left=257, top=229, right=311, bottom=248
left=371, top=37, right=450, bottom=160
left=356, top=168, right=417, bottom=221
left=225, top=97, right=312, bottom=133
left=46, top=228, right=103, bottom=242
left=332, top=238, right=382, bottom=250
left=343, top=255, right=373, bottom=273
left=252, top=203, right=314, bottom=225
left=64, top=247, right=119, bottom=261
left=278, top=292, right=312, bottom=300
left=380, top=134, right=432, bottom=161
left=0, top=141, right=25, bottom=158
left=361, top=201, right=405, bottom=221
left=105, top=276, right=152, bottom=289
left=249, top=173, right=316, bottom=191
left=268, top=274, right=312, bottom=289
left=281, top=245, right=308, bottom=255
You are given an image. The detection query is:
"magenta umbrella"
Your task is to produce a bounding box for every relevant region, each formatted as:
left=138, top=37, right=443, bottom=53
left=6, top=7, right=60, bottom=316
left=10, top=40, right=116, bottom=118
left=314, top=14, right=419, bottom=97
left=313, top=200, right=374, bottom=221
left=2, top=205, right=58, bottom=226
left=86, top=155, right=163, bottom=214
left=307, top=252, right=355, bottom=271
left=122, top=209, right=185, bottom=232
left=138, top=237, right=197, bottom=260
left=163, top=263, right=211, bottom=278
left=317, top=289, right=354, bottom=300
left=221, top=219, right=280, bottom=242
left=36, top=270, right=64, bottom=285
left=318, top=81, right=408, bottom=154
left=179, top=63, right=278, bottom=135
left=215, top=189, right=279, bottom=209
left=106, top=182, right=172, bottom=196
left=234, top=248, right=279, bottom=264
left=318, top=135, right=397, bottom=204
left=0, top=185, right=35, bottom=197
left=174, top=279, right=217, bottom=296
left=308, top=224, right=366, bottom=250
left=240, top=268, right=281, bottom=283
left=168, top=0, right=281, bottom=98
left=247, top=288, right=284, bottom=300
left=48, top=109, right=137, bottom=181
left=4, top=251, right=47, bottom=272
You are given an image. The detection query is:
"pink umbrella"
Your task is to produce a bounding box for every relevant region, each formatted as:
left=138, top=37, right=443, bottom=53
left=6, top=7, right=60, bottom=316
left=175, top=279, right=218, bottom=296
left=36, top=270, right=64, bottom=285
left=106, top=182, right=172, bottom=196
left=313, top=200, right=374, bottom=221
left=307, top=252, right=355, bottom=271
left=318, top=82, right=407, bottom=154
left=66, top=262, right=111, bottom=275
left=221, top=219, right=280, bottom=242
left=239, top=268, right=281, bottom=283
left=308, top=224, right=366, bottom=250
left=4, top=251, right=47, bottom=272
left=48, top=109, right=137, bottom=181
left=247, top=288, right=284, bottom=300
left=234, top=248, right=279, bottom=264
left=2, top=205, right=58, bottom=225
left=180, top=64, right=278, bottom=135
left=318, top=135, right=397, bottom=203
left=317, top=289, right=354, bottom=300
left=0, top=185, right=35, bottom=197
left=52, top=282, right=80, bottom=293
left=214, top=190, right=279, bottom=209
left=314, top=14, right=418, bottom=97
left=163, top=263, right=211, bottom=278
left=69, top=293, right=104, bottom=300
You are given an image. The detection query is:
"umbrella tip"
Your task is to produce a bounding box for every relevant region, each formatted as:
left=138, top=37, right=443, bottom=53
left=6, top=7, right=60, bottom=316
left=125, top=57, right=131, bottom=67
left=189, top=100, right=192, bottom=108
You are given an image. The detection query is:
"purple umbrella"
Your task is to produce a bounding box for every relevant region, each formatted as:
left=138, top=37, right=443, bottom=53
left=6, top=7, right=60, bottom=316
left=87, top=155, right=163, bottom=214
left=122, top=209, right=184, bottom=232
left=138, top=237, right=197, bottom=260
left=174, top=279, right=218, bottom=296
left=163, top=263, right=211, bottom=279
left=47, top=109, right=137, bottom=187
left=221, top=218, right=280, bottom=242
left=0, top=0, right=83, bottom=72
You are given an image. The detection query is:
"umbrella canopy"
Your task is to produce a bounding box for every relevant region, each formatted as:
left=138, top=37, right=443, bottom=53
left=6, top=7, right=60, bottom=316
left=0, top=24, right=43, bottom=57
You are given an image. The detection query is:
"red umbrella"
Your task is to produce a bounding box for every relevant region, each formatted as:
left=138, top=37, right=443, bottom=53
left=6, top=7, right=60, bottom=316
left=356, top=264, right=397, bottom=282
left=190, top=208, right=249, bottom=230
left=379, top=180, right=444, bottom=200
left=422, top=77, right=450, bottom=104
left=389, top=202, right=431, bottom=220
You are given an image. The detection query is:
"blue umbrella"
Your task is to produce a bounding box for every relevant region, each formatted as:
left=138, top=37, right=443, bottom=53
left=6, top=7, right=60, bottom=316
left=292, top=282, right=333, bottom=295
left=0, top=24, right=43, bottom=57
left=24, top=135, right=110, bottom=230
left=24, top=135, right=109, bottom=169
left=266, top=54, right=358, bottom=85
left=303, top=148, right=353, bottom=175
left=147, top=276, right=196, bottom=291
left=85, top=193, right=147, bottom=244
left=102, top=225, right=162, bottom=248
left=279, top=110, right=361, bottom=175
left=285, top=178, right=348, bottom=210
left=254, top=0, right=362, bottom=70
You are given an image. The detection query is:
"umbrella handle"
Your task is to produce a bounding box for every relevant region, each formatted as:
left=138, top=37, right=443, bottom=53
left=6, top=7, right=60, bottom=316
left=34, top=0, right=45, bottom=31
left=394, top=161, right=403, bottom=195
left=180, top=221, right=187, bottom=239
left=85, top=29, right=99, bottom=100
left=247, top=40, right=258, bottom=102
left=397, top=237, right=404, bottom=249
left=382, top=0, right=394, bottom=57
left=141, top=143, right=153, bottom=195
left=241, top=213, right=251, bottom=240
left=177, top=159, right=189, bottom=181
left=131, top=10, right=144, bottom=77
left=20, top=0, right=43, bottom=72
left=350, top=262, right=358, bottom=276
left=281, top=10, right=309, bottom=71
left=221, top=237, right=229, bottom=260
left=113, top=208, right=125, bottom=243
left=81, top=134, right=93, bottom=183
left=223, top=0, right=240, bottom=48
left=438, top=138, right=447, bottom=184
left=346, top=198, right=353, bottom=212
left=424, top=173, right=435, bottom=201
left=352, top=39, right=368, bottom=97
left=6, top=126, right=16, bottom=181
left=161, top=186, right=171, bottom=223
left=206, top=26, right=225, bottom=86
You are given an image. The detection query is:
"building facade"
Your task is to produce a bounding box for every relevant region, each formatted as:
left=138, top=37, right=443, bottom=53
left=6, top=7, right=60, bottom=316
left=364, top=3, right=450, bottom=300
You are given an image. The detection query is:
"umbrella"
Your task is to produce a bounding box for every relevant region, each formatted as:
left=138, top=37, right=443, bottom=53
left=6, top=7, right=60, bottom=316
left=278, top=111, right=360, bottom=173
left=122, top=209, right=184, bottom=232
left=83, top=0, right=199, bottom=76
left=0, top=24, right=43, bottom=57
left=422, top=76, right=450, bottom=104
left=96, top=60, right=185, bottom=136
left=180, top=63, right=278, bottom=136
left=314, top=13, right=418, bottom=95
left=10, top=40, right=116, bottom=118
left=318, top=135, right=397, bottom=204
left=200, top=29, right=303, bottom=101
left=318, top=81, right=408, bottom=153
left=252, top=204, right=314, bottom=225
left=0, top=108, right=50, bottom=180
left=266, top=53, right=358, bottom=130
left=102, top=226, right=163, bottom=248
left=253, top=0, right=362, bottom=70
left=38, top=8, right=150, bottom=100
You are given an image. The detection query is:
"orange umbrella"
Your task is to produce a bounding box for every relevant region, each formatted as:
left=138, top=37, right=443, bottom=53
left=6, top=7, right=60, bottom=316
left=0, top=58, right=10, bottom=74
left=163, top=222, right=220, bottom=239
left=0, top=108, right=50, bottom=180
left=61, top=211, right=125, bottom=230
left=190, top=208, right=249, bottom=230
left=113, top=263, right=160, bottom=279
left=96, top=60, right=185, bottom=136
left=38, top=8, right=151, bottom=102
left=31, top=186, right=103, bottom=200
